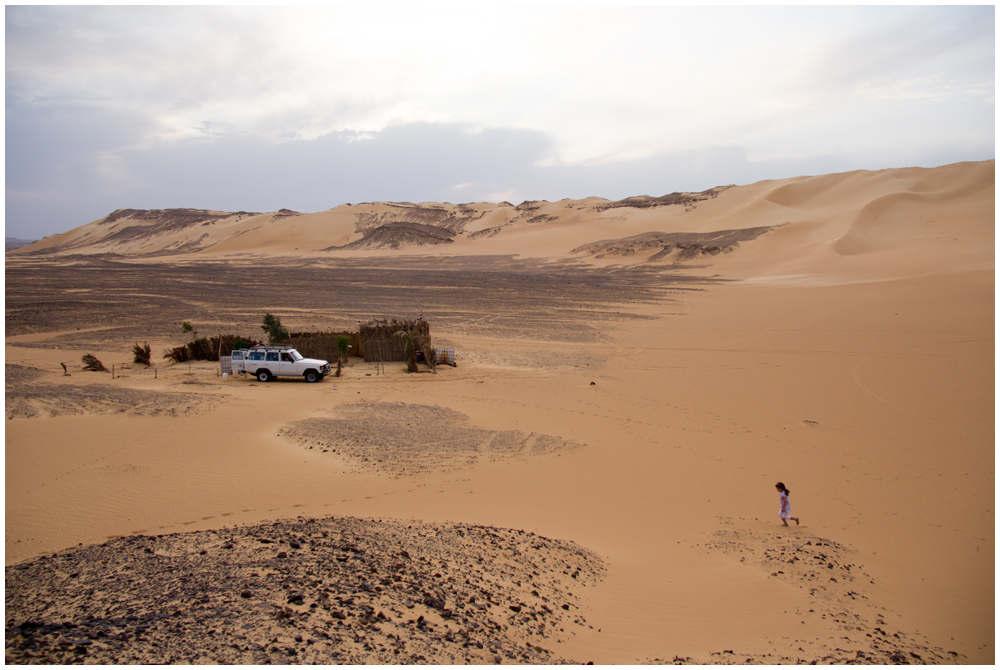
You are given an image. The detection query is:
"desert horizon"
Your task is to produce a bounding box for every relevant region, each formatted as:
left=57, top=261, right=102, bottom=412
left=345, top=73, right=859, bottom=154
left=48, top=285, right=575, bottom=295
left=5, top=159, right=995, bottom=664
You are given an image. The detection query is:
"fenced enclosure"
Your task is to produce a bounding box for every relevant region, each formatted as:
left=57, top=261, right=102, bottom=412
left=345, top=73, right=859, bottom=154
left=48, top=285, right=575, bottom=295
left=359, top=319, right=431, bottom=363
left=285, top=331, right=363, bottom=362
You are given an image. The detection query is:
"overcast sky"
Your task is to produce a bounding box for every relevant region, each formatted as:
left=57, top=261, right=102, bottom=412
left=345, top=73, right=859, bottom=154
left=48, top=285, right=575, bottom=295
left=5, top=4, right=995, bottom=239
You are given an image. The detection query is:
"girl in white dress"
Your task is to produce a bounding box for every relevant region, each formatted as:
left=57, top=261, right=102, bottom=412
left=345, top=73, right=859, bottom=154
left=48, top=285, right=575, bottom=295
left=775, top=482, right=799, bottom=526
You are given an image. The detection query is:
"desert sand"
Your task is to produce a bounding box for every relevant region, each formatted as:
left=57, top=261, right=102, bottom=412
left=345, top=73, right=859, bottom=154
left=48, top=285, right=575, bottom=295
left=5, top=160, right=994, bottom=663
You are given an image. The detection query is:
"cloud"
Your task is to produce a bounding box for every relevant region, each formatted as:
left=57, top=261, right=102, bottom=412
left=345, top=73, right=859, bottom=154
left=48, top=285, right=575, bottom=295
left=3, top=119, right=852, bottom=237
left=112, top=123, right=555, bottom=209
left=6, top=116, right=994, bottom=239
left=4, top=5, right=994, bottom=238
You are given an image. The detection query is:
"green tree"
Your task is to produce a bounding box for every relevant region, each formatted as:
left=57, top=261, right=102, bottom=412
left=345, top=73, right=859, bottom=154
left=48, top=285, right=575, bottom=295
left=336, top=335, right=350, bottom=362
left=261, top=313, right=289, bottom=344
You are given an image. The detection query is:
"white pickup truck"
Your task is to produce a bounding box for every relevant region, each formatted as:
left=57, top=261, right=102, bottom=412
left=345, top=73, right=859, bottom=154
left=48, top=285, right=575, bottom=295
left=228, top=345, right=331, bottom=383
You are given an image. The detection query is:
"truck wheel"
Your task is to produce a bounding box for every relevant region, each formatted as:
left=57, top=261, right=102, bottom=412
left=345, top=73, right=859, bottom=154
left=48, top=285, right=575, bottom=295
left=304, top=370, right=320, bottom=383
left=256, top=369, right=272, bottom=382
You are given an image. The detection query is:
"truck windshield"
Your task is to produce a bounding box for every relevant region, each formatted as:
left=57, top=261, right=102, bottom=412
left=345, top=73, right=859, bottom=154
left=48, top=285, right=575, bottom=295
left=290, top=350, right=303, bottom=361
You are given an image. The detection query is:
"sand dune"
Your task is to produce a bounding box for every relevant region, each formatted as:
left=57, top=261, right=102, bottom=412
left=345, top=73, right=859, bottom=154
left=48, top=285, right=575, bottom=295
left=13, top=161, right=992, bottom=284
left=5, top=160, right=994, bottom=663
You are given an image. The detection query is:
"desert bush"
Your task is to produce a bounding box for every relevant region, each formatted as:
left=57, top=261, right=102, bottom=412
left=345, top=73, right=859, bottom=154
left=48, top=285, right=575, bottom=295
left=163, top=344, right=191, bottom=364
left=162, top=331, right=360, bottom=365
left=82, top=353, right=107, bottom=372
left=132, top=342, right=152, bottom=366
left=163, top=334, right=261, bottom=364
left=188, top=337, right=216, bottom=361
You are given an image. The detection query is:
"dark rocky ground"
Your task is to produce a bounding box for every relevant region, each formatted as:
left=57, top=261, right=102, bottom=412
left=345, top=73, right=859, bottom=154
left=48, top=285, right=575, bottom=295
left=5, top=516, right=604, bottom=665
left=571, top=227, right=776, bottom=262
left=5, top=256, right=716, bottom=349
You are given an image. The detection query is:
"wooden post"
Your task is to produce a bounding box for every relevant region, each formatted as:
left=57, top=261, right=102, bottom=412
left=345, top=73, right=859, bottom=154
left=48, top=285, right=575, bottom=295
left=112, top=364, right=115, bottom=379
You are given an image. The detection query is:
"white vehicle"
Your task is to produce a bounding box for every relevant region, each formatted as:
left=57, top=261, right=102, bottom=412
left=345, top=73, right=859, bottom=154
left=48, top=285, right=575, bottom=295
left=229, top=345, right=331, bottom=383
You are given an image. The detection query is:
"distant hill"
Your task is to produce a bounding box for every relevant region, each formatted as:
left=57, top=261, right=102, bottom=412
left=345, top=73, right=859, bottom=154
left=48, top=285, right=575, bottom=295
left=7, top=161, right=993, bottom=282
left=6, top=237, right=37, bottom=252
left=7, top=190, right=766, bottom=265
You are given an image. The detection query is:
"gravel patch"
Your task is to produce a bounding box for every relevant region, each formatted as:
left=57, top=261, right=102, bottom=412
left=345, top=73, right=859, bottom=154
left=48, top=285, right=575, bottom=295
left=279, top=402, right=583, bottom=476
left=6, top=516, right=604, bottom=664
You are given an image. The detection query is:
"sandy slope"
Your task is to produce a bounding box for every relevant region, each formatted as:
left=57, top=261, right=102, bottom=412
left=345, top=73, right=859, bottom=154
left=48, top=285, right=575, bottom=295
left=5, top=160, right=994, bottom=663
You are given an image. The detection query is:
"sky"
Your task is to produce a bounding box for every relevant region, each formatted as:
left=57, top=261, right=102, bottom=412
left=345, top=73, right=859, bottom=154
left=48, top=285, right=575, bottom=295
left=5, top=4, right=995, bottom=240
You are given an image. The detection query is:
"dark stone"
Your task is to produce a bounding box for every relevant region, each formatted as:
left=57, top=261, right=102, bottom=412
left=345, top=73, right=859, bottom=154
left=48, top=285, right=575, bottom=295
left=423, top=595, right=446, bottom=610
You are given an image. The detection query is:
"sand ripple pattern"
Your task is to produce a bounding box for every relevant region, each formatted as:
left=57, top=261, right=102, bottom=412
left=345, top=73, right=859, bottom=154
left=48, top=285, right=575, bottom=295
left=279, top=402, right=582, bottom=475
left=5, top=516, right=604, bottom=665
left=5, top=364, right=218, bottom=419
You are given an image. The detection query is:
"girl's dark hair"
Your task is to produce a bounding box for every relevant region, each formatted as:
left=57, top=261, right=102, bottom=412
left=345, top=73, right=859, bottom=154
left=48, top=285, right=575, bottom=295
left=776, top=482, right=790, bottom=495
